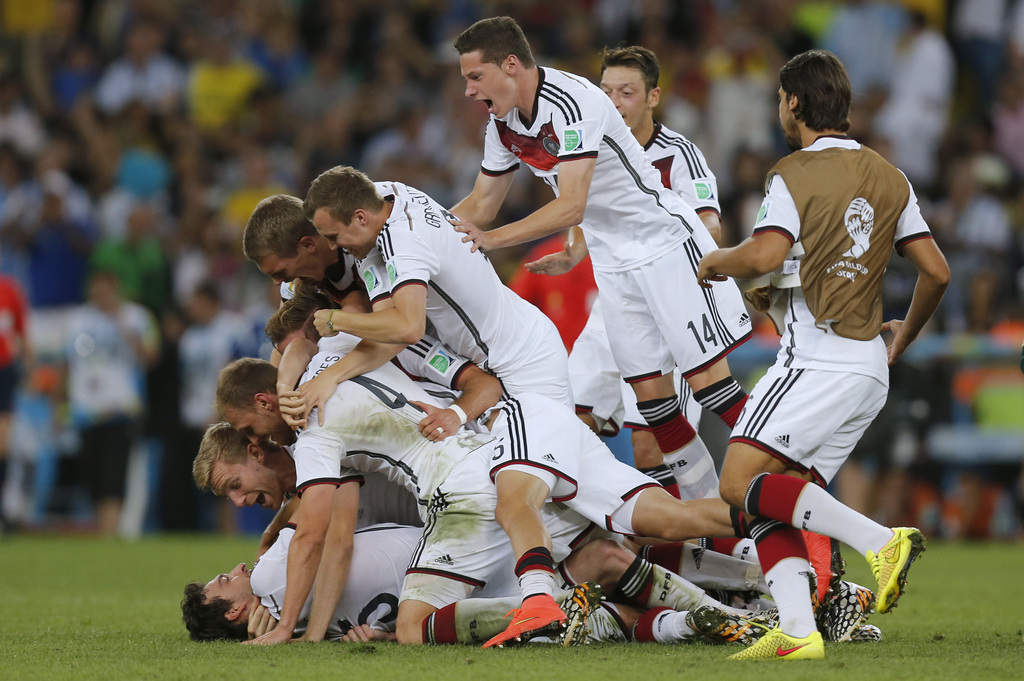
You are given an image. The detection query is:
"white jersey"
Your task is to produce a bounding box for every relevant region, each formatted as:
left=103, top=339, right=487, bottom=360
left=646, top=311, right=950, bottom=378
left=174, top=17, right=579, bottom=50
left=752, top=137, right=932, bottom=383
left=251, top=524, right=419, bottom=639
left=644, top=122, right=721, bottom=217
left=481, top=66, right=703, bottom=272
left=292, top=349, right=497, bottom=507
left=357, top=181, right=569, bottom=400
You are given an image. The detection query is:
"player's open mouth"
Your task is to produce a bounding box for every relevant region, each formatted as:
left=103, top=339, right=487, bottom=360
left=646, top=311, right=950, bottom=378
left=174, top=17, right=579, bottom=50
left=483, top=98, right=494, bottom=112
left=256, top=493, right=267, bottom=507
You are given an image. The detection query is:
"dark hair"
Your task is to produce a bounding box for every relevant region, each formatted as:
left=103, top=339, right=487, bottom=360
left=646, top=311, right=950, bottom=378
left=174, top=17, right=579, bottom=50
left=264, top=280, right=334, bottom=347
left=600, top=45, right=659, bottom=92
left=454, top=16, right=535, bottom=68
left=303, top=166, right=383, bottom=225
left=779, top=50, right=851, bottom=133
left=181, top=582, right=247, bottom=641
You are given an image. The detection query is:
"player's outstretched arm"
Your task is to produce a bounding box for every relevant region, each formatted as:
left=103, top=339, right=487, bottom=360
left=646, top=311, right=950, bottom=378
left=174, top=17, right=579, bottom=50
left=883, top=237, right=949, bottom=365
left=450, top=170, right=516, bottom=227
left=256, top=497, right=299, bottom=562
left=696, top=231, right=792, bottom=287
left=245, top=483, right=336, bottom=645
left=298, top=481, right=360, bottom=642
left=455, top=158, right=595, bottom=252
left=525, top=225, right=589, bottom=276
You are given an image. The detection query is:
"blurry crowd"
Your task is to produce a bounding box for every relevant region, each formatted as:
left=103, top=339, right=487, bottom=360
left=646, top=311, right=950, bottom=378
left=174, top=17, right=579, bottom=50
left=0, top=0, right=1021, bottom=538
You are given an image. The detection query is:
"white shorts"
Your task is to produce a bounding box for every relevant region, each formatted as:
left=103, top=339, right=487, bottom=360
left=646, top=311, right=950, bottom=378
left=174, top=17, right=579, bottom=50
left=569, top=299, right=701, bottom=434
left=595, top=230, right=752, bottom=383
left=731, top=365, right=888, bottom=485
left=402, top=448, right=594, bottom=609
left=488, top=393, right=661, bottom=536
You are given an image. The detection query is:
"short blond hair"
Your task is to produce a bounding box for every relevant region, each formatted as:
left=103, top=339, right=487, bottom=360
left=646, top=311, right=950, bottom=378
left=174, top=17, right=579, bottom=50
left=243, top=194, right=317, bottom=262
left=193, top=422, right=250, bottom=490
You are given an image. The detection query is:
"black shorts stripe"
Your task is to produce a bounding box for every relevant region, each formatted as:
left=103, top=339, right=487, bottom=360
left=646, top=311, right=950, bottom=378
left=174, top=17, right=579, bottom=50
left=742, top=368, right=803, bottom=440
left=682, top=239, right=736, bottom=346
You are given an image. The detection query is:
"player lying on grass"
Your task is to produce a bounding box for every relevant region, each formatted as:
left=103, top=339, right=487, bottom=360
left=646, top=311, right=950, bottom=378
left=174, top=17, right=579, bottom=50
left=188, top=425, right=778, bottom=646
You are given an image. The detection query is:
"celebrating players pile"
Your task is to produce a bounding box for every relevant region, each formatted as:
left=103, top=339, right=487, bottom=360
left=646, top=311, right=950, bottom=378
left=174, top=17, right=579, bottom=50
left=181, top=17, right=948, bottom=661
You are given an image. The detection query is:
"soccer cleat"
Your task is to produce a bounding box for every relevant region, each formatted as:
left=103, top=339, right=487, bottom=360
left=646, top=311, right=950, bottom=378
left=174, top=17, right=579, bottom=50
left=686, top=605, right=778, bottom=646
left=482, top=594, right=567, bottom=648
left=816, top=580, right=875, bottom=642
left=558, top=582, right=603, bottom=647
left=728, top=627, right=824, bottom=660
left=849, top=624, right=882, bottom=643
left=866, top=527, right=926, bottom=614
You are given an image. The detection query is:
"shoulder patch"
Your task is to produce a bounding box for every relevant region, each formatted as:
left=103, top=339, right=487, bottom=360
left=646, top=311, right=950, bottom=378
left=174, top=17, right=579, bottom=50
left=563, top=129, right=582, bottom=152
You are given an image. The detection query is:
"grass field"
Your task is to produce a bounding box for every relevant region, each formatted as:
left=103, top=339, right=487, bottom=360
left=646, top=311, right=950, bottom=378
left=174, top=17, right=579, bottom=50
left=1, top=534, right=1022, bottom=681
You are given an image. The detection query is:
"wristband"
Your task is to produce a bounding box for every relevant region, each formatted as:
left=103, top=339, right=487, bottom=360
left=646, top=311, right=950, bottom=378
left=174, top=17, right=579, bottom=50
left=448, top=403, right=468, bottom=425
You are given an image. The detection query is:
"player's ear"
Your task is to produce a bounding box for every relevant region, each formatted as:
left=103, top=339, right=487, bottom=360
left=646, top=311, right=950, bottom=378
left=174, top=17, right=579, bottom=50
left=224, top=601, right=245, bottom=622
left=247, top=442, right=264, bottom=463
left=298, top=235, right=317, bottom=253
left=254, top=393, right=273, bottom=411
left=648, top=86, right=661, bottom=109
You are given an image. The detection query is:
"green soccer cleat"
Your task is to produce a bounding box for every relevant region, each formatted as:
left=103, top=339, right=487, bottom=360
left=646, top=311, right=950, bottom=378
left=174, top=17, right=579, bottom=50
left=728, top=627, right=824, bottom=660
left=866, top=527, right=926, bottom=614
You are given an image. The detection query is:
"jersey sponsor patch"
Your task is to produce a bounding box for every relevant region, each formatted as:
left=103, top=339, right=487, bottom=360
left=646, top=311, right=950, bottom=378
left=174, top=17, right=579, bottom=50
left=694, top=180, right=714, bottom=201
left=562, top=129, right=582, bottom=152
left=363, top=268, right=379, bottom=293
left=426, top=346, right=454, bottom=375
left=386, top=261, right=398, bottom=285
left=756, top=199, right=771, bottom=224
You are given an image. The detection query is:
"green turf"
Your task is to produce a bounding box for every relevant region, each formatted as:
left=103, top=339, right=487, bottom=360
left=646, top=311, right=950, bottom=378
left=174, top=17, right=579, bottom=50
left=1, top=535, right=1022, bottom=681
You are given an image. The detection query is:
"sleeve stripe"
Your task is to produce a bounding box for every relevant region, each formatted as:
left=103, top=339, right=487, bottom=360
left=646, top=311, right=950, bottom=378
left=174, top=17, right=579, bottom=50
left=449, top=361, right=472, bottom=390
left=481, top=163, right=519, bottom=177
left=752, top=226, right=796, bottom=244
left=296, top=478, right=343, bottom=495
left=392, top=280, right=428, bottom=295
left=559, top=151, right=598, bottom=162
left=895, top=232, right=933, bottom=252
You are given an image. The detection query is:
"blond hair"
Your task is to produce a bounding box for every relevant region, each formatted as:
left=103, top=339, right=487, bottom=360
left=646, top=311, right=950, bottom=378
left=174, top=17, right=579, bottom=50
left=303, top=166, right=383, bottom=224
left=215, top=358, right=278, bottom=416
left=193, top=422, right=250, bottom=489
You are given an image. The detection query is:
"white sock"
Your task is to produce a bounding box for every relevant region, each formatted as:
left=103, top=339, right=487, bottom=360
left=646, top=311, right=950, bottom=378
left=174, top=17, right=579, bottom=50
left=650, top=610, right=700, bottom=643
left=520, top=570, right=556, bottom=600
left=791, top=483, right=893, bottom=556
left=764, top=557, right=816, bottom=638
left=665, top=437, right=720, bottom=500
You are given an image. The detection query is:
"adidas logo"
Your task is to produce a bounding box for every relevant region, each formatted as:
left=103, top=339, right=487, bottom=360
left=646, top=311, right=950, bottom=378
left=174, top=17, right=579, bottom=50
left=435, top=554, right=455, bottom=566
left=775, top=434, right=791, bottom=448
left=542, top=453, right=558, bottom=463
left=739, top=313, right=751, bottom=327
left=690, top=546, right=704, bottom=570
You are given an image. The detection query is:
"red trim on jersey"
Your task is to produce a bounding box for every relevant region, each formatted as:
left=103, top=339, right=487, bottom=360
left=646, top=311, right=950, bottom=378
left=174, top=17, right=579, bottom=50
left=391, top=280, right=428, bottom=295
left=727, top=436, right=826, bottom=487
left=680, top=329, right=753, bottom=379
left=652, top=156, right=674, bottom=190
left=696, top=207, right=722, bottom=217
left=559, top=151, right=598, bottom=162
left=489, top=460, right=578, bottom=501
left=895, top=233, right=934, bottom=254
left=494, top=119, right=562, bottom=171
left=295, top=478, right=343, bottom=495
left=481, top=163, right=520, bottom=177
left=621, top=482, right=659, bottom=502
left=623, top=370, right=664, bottom=385
left=448, top=361, right=471, bottom=390
left=751, top=226, right=796, bottom=244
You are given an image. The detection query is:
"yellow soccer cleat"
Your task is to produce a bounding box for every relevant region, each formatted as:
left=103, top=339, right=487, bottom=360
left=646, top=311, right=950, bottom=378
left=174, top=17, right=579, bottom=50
left=866, top=527, right=926, bottom=614
left=728, top=627, right=824, bottom=660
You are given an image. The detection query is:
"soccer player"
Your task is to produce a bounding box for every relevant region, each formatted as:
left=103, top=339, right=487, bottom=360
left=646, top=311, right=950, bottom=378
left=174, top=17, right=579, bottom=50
left=449, top=18, right=750, bottom=533
left=0, top=249, right=28, bottom=532
left=531, top=45, right=728, bottom=500
left=214, top=346, right=749, bottom=647
left=696, top=49, right=949, bottom=660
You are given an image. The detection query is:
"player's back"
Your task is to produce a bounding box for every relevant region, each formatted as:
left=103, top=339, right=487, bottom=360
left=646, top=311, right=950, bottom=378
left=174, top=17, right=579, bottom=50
left=365, top=181, right=559, bottom=372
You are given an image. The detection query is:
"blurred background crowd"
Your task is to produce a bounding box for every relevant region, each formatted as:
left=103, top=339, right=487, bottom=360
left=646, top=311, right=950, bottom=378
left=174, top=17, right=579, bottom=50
left=0, top=0, right=1020, bottom=541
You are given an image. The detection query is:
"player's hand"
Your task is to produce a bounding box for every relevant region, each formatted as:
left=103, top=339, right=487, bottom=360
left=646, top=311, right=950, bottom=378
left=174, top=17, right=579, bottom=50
left=411, top=400, right=460, bottom=441
left=243, top=625, right=295, bottom=645
left=696, top=253, right=728, bottom=289
left=313, top=309, right=341, bottom=337
left=340, top=624, right=394, bottom=642
left=247, top=602, right=278, bottom=640
left=451, top=219, right=491, bottom=253
left=278, top=390, right=308, bottom=430
left=525, top=247, right=576, bottom=276
left=881, top=319, right=909, bottom=366
left=297, top=372, right=335, bottom=427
